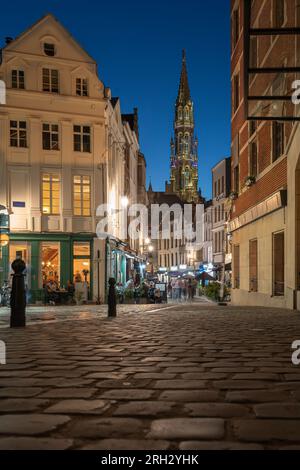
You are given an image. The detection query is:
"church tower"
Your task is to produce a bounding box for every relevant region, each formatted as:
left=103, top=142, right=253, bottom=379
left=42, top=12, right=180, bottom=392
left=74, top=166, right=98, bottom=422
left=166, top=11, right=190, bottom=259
left=166, top=50, right=199, bottom=203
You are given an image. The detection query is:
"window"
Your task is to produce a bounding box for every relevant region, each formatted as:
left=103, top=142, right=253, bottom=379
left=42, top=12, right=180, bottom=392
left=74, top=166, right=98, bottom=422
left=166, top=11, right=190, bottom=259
left=73, top=242, right=91, bottom=286
left=273, top=231, right=284, bottom=295
left=11, top=70, right=25, bottom=89
left=233, top=74, right=239, bottom=112
left=234, top=165, right=240, bottom=193
left=44, top=43, right=55, bottom=56
left=249, top=141, right=258, bottom=177
left=249, top=120, right=257, bottom=137
left=76, top=78, right=88, bottom=97
left=218, top=179, right=220, bottom=196
left=232, top=8, right=240, bottom=48
left=250, top=37, right=258, bottom=68
left=73, top=125, right=91, bottom=153
left=10, top=120, right=27, bottom=148
left=273, top=0, right=285, bottom=28
left=41, top=242, right=60, bottom=287
left=42, top=123, right=59, bottom=150
left=233, top=245, right=240, bottom=288
left=249, top=239, right=258, bottom=292
left=221, top=176, right=225, bottom=194
left=272, top=121, right=284, bottom=161
left=42, top=173, right=60, bottom=215
left=214, top=181, right=217, bottom=198
left=73, top=175, right=91, bottom=216
left=42, top=68, right=59, bottom=93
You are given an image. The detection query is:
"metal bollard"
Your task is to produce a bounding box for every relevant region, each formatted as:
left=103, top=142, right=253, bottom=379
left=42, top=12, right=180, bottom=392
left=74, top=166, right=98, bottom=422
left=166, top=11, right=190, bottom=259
left=10, top=258, right=26, bottom=328
left=108, top=277, right=117, bottom=318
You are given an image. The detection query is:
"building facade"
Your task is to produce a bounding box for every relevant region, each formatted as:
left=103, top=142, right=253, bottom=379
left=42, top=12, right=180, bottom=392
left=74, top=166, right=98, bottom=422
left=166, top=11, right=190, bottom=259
left=0, top=14, right=146, bottom=303
left=212, top=158, right=231, bottom=278
left=229, top=0, right=300, bottom=308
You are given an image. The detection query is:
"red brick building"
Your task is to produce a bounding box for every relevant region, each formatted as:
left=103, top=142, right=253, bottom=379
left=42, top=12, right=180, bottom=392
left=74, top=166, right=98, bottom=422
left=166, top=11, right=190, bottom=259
left=229, top=0, right=300, bottom=308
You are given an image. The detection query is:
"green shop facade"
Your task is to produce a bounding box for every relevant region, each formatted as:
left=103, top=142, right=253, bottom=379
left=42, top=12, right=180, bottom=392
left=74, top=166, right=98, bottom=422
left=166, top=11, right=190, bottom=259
left=0, top=232, right=94, bottom=303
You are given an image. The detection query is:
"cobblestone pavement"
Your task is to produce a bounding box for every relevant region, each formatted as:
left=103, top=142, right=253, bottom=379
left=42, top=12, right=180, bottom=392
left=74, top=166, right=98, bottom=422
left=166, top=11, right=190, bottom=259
left=0, top=302, right=300, bottom=450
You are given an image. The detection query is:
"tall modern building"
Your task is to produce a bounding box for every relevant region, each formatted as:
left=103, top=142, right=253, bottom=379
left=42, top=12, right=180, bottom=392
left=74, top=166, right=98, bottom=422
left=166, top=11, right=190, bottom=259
left=166, top=51, right=199, bottom=203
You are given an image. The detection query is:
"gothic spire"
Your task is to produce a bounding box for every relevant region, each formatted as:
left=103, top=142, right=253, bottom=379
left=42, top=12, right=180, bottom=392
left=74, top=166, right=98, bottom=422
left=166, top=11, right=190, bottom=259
left=177, top=49, right=191, bottom=105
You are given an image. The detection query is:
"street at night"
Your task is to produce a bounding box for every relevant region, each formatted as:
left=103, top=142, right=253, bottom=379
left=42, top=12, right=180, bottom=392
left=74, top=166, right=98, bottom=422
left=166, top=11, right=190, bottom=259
left=0, top=301, right=300, bottom=450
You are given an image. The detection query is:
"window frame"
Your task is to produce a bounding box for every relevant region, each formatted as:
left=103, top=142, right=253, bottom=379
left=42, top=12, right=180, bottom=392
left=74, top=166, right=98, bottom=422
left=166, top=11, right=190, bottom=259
left=76, top=78, right=89, bottom=97
left=42, top=123, right=60, bottom=151
left=10, top=120, right=27, bottom=148
left=41, top=173, right=60, bottom=215
left=73, top=125, right=91, bottom=153
left=11, top=69, right=25, bottom=89
left=42, top=68, right=59, bottom=93
left=73, top=175, right=91, bottom=217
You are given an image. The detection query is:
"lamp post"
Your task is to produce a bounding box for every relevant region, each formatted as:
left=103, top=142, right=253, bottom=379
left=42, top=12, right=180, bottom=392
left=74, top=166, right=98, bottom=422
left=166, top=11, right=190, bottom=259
left=141, top=238, right=154, bottom=278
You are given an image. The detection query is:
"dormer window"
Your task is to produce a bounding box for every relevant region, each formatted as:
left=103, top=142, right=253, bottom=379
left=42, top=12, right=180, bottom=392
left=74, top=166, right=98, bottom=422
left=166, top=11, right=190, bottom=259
left=44, top=43, right=55, bottom=56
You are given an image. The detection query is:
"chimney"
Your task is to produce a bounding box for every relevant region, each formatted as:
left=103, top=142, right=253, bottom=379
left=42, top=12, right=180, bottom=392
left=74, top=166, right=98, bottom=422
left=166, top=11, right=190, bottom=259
left=5, top=37, right=13, bottom=45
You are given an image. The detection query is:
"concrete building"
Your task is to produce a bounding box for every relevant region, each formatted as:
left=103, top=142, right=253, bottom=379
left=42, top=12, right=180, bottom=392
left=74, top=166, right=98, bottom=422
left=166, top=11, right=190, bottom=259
left=229, top=0, right=300, bottom=308
left=0, top=14, right=146, bottom=303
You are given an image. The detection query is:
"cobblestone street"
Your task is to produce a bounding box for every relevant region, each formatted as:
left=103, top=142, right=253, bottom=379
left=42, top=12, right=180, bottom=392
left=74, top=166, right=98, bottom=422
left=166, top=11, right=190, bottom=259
left=0, top=302, right=300, bottom=450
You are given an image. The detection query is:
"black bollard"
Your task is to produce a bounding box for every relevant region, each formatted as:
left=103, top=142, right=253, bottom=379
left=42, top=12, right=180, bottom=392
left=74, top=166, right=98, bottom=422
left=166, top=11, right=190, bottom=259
left=108, top=277, right=117, bottom=318
left=10, top=258, right=26, bottom=328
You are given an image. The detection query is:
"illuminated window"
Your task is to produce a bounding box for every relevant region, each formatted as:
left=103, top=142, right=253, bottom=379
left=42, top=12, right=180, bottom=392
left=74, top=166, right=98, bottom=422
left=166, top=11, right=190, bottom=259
left=73, top=175, right=91, bottom=216
left=76, top=78, right=88, bottom=96
left=10, top=120, right=27, bottom=147
left=42, top=173, right=60, bottom=215
left=73, top=125, right=91, bottom=152
left=42, top=123, right=59, bottom=150
left=42, top=68, right=59, bottom=93
left=11, top=70, right=25, bottom=89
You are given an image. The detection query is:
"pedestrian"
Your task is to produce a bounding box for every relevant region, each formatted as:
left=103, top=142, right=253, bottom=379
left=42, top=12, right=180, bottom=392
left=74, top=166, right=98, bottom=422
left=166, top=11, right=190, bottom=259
left=188, top=279, right=193, bottom=301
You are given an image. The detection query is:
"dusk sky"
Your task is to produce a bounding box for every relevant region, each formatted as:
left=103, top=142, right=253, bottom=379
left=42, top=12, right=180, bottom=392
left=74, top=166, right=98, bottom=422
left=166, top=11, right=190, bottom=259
left=1, top=0, right=231, bottom=199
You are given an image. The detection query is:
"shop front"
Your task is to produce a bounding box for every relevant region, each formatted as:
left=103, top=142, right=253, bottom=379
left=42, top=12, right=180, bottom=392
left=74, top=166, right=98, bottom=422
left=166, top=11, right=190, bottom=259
left=0, top=233, right=93, bottom=303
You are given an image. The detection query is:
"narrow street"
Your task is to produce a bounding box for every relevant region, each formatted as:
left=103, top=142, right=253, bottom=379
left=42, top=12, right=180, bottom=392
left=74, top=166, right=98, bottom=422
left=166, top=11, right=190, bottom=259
left=0, top=302, right=300, bottom=450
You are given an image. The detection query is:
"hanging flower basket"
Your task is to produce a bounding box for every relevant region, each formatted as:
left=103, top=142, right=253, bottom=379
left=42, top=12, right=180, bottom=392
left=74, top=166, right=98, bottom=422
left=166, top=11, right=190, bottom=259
left=244, top=176, right=256, bottom=187
left=229, top=191, right=238, bottom=201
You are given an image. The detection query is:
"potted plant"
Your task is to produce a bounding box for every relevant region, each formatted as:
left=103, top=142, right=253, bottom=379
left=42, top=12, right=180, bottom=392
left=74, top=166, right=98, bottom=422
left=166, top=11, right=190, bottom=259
left=124, top=288, right=135, bottom=304
left=74, top=290, right=83, bottom=305
left=229, top=191, right=238, bottom=201
left=244, top=175, right=256, bottom=187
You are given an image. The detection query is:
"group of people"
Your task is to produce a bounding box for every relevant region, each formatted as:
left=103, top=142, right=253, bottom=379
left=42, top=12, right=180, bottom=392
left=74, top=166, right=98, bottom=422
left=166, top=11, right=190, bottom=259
left=168, top=277, right=197, bottom=301
left=44, top=279, right=75, bottom=305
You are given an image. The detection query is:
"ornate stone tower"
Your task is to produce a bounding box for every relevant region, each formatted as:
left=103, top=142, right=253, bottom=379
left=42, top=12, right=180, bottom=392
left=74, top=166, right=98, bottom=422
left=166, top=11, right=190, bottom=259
left=166, top=50, right=199, bottom=202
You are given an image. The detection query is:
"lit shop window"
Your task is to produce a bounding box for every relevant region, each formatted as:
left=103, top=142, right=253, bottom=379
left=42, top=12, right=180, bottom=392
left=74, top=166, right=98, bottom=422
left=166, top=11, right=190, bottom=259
left=42, top=173, right=60, bottom=215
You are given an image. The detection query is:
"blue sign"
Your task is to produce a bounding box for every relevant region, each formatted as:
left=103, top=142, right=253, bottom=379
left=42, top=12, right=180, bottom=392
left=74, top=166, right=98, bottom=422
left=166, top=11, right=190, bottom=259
left=13, top=201, right=26, bottom=208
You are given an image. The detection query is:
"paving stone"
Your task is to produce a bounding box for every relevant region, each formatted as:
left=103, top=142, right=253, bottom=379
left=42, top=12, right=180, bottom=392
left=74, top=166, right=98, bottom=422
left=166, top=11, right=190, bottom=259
left=99, top=389, right=154, bottom=400
left=69, top=418, right=144, bottom=438
left=233, top=420, right=300, bottom=442
left=38, top=388, right=97, bottom=399
left=113, top=401, right=177, bottom=417
left=84, top=373, right=128, bottom=380
left=133, top=373, right=176, bottom=379
left=0, top=414, right=70, bottom=435
left=159, top=390, right=220, bottom=402
left=254, top=403, right=300, bottom=419
left=79, top=439, right=170, bottom=450
left=45, top=399, right=110, bottom=414
left=154, top=380, right=207, bottom=389
left=214, top=380, right=271, bottom=390
left=185, top=403, right=250, bottom=418
left=181, top=373, right=228, bottom=380
left=232, top=373, right=280, bottom=381
left=0, top=437, right=73, bottom=450
left=226, top=390, right=292, bottom=403
left=148, top=418, right=225, bottom=440
left=179, top=441, right=264, bottom=450
left=0, top=388, right=43, bottom=398
left=0, top=399, right=50, bottom=413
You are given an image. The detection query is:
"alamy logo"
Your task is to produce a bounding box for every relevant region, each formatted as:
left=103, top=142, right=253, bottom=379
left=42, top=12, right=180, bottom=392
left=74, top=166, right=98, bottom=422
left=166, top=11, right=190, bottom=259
left=0, top=80, right=6, bottom=105
left=0, top=340, right=6, bottom=365
left=292, top=80, right=300, bottom=106
left=291, top=340, right=300, bottom=366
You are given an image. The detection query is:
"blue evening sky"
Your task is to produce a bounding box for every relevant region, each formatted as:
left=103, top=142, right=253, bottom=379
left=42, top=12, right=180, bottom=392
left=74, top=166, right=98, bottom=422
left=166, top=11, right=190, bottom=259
left=1, top=0, right=231, bottom=199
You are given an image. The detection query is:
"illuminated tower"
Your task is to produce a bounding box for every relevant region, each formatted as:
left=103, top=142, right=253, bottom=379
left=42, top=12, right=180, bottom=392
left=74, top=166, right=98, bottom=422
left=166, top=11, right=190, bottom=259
left=167, top=50, right=199, bottom=202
